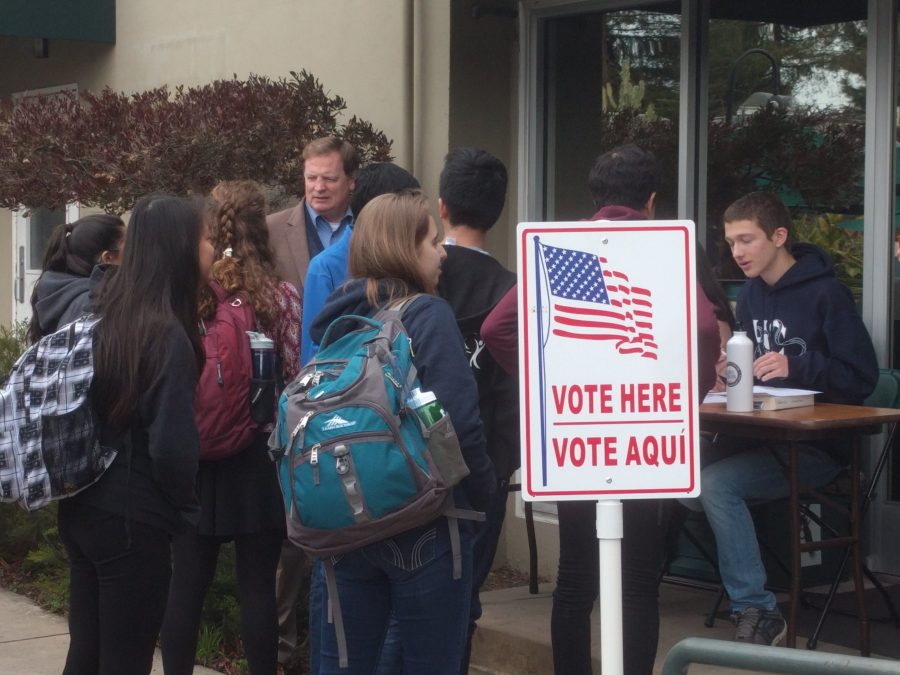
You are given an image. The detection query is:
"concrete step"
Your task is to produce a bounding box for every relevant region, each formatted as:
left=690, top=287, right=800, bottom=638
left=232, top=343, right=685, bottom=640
left=468, top=581, right=879, bottom=675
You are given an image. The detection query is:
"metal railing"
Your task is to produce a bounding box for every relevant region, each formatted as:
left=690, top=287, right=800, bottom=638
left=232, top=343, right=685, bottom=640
left=662, top=638, right=900, bottom=674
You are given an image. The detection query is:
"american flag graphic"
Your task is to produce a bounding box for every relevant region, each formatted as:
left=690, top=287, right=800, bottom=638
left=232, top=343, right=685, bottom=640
left=540, top=243, right=657, bottom=359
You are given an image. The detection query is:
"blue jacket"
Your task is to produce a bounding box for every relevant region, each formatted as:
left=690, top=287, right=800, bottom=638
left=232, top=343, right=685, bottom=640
left=301, top=225, right=352, bottom=364
left=735, top=242, right=877, bottom=404
left=311, top=279, right=495, bottom=510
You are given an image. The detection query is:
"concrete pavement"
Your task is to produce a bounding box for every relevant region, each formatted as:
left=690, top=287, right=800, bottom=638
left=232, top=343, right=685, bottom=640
left=0, top=588, right=221, bottom=675
left=3, top=580, right=899, bottom=675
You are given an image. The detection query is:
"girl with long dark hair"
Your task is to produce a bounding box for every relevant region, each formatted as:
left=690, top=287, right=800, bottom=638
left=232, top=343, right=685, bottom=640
left=161, top=180, right=302, bottom=675
left=28, top=213, right=124, bottom=343
left=58, top=195, right=212, bottom=675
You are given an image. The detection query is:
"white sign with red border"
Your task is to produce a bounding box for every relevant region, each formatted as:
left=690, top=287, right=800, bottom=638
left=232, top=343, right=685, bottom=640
left=517, top=220, right=700, bottom=501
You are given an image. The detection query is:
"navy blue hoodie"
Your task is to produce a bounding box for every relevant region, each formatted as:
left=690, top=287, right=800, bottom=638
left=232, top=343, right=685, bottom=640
left=311, top=279, right=495, bottom=511
left=735, top=242, right=877, bottom=404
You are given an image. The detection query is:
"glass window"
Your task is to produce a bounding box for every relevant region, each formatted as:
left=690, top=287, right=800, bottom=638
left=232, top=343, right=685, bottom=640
left=542, top=7, right=681, bottom=221
left=704, top=18, right=867, bottom=306
left=533, top=5, right=681, bottom=519
left=890, top=13, right=900, bottom=503
left=28, top=207, right=66, bottom=269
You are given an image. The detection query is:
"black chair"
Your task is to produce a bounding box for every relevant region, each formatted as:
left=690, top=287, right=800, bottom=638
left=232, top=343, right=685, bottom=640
left=802, top=369, right=900, bottom=648
left=663, top=369, right=900, bottom=651
left=507, top=481, right=540, bottom=594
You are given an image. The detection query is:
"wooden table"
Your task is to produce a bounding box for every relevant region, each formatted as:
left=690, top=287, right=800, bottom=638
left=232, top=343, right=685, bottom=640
left=698, top=402, right=900, bottom=654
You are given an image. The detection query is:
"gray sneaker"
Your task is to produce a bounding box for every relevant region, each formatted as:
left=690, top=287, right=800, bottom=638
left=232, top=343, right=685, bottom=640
left=732, top=606, right=787, bottom=646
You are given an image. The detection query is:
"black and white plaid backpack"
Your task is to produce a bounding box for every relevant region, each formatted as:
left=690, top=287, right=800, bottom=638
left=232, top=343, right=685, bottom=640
left=0, top=314, right=117, bottom=511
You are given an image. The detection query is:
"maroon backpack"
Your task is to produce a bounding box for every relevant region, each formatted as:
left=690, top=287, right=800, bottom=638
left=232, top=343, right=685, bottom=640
left=195, top=280, right=258, bottom=460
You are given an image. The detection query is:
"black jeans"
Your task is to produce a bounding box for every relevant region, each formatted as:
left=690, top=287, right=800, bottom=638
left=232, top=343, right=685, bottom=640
left=58, top=501, right=172, bottom=675
left=160, top=528, right=283, bottom=675
left=551, top=499, right=670, bottom=675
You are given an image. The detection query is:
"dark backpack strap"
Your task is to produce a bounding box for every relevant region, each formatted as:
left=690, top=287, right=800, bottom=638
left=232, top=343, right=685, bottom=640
left=208, top=279, right=229, bottom=303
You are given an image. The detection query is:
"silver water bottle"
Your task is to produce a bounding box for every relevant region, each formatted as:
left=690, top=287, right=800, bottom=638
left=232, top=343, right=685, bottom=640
left=725, top=328, right=754, bottom=412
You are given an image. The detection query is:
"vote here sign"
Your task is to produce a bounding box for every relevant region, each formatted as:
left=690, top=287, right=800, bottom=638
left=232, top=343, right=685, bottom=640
left=517, top=221, right=700, bottom=501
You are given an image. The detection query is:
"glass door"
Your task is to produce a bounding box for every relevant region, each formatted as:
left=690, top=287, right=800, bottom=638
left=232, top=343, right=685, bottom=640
left=12, top=204, right=79, bottom=324
left=520, top=0, right=683, bottom=521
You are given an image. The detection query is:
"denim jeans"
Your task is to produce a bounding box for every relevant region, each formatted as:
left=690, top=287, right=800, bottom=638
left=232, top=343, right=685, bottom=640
left=58, top=501, right=171, bottom=675
left=551, top=499, right=670, bottom=675
left=682, top=442, right=841, bottom=613
left=371, top=478, right=511, bottom=675
left=318, top=517, right=473, bottom=675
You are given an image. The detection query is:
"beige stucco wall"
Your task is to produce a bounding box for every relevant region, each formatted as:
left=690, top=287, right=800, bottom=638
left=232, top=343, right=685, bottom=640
left=0, top=0, right=456, bottom=325
left=0, top=0, right=419, bottom=166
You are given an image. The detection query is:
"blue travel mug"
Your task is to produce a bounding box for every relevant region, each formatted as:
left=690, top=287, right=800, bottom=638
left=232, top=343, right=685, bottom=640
left=247, top=332, right=276, bottom=379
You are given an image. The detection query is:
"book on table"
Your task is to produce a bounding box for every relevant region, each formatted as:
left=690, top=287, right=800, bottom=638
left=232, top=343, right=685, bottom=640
left=703, top=386, right=819, bottom=411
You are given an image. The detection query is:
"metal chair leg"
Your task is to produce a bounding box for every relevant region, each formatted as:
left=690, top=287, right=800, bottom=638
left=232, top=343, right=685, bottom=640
left=507, top=482, right=540, bottom=595
left=524, top=500, right=539, bottom=594
left=705, top=586, right=727, bottom=628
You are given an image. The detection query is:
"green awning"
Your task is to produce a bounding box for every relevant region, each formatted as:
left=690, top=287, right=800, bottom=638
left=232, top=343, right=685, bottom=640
left=3, top=0, right=115, bottom=43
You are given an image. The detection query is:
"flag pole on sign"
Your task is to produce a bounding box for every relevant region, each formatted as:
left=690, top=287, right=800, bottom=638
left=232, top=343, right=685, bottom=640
left=533, top=235, right=549, bottom=487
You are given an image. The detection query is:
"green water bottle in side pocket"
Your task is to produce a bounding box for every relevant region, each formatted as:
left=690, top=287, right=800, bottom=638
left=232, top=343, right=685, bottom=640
left=406, top=387, right=445, bottom=427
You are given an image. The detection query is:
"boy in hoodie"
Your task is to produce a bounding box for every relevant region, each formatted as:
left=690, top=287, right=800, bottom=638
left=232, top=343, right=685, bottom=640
left=435, top=147, right=518, bottom=674
left=692, top=191, right=878, bottom=646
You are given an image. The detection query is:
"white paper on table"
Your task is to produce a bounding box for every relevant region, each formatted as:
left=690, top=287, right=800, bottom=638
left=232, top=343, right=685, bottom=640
left=703, top=386, right=820, bottom=404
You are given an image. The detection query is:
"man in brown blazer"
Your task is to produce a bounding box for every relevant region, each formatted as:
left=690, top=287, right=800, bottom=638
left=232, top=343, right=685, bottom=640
left=266, top=136, right=359, bottom=298
left=268, top=136, right=357, bottom=668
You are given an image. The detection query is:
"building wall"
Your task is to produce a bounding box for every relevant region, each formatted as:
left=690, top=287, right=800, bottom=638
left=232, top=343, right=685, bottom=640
left=448, top=1, right=519, bottom=269
left=0, top=0, right=416, bottom=164
left=0, top=0, right=458, bottom=325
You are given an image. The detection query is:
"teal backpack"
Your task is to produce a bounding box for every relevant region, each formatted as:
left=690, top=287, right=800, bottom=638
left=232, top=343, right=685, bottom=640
left=270, top=299, right=475, bottom=558
left=270, top=299, right=479, bottom=667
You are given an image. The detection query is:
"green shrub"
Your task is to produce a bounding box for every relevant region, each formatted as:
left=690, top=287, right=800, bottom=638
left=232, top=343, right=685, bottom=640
left=0, top=321, right=28, bottom=379
left=793, top=213, right=863, bottom=303
left=0, top=71, right=392, bottom=212
left=195, top=623, right=225, bottom=666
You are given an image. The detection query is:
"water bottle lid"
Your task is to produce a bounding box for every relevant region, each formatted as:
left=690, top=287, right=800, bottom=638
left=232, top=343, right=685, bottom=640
left=406, top=387, right=436, bottom=408
left=246, top=331, right=274, bottom=349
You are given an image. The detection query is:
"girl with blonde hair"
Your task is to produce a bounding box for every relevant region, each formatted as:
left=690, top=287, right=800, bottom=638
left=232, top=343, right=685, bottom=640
left=307, top=190, right=494, bottom=674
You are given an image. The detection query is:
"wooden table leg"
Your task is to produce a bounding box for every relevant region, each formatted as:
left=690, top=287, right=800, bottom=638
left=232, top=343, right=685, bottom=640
left=788, top=442, right=800, bottom=648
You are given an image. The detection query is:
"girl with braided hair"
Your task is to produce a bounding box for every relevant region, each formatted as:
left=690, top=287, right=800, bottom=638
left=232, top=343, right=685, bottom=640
left=161, top=180, right=301, bottom=675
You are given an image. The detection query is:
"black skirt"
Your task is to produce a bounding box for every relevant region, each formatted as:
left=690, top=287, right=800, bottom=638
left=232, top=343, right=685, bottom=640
left=195, top=433, right=286, bottom=538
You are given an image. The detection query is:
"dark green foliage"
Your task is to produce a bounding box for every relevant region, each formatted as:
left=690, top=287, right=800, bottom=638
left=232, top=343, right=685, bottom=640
left=592, top=106, right=864, bottom=278
left=201, top=543, right=243, bottom=646
left=0, top=71, right=393, bottom=212
left=0, top=504, right=69, bottom=613
left=0, top=321, right=28, bottom=380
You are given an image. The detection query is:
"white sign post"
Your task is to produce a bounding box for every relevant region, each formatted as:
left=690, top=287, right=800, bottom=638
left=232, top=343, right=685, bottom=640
left=517, top=221, right=700, bottom=675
